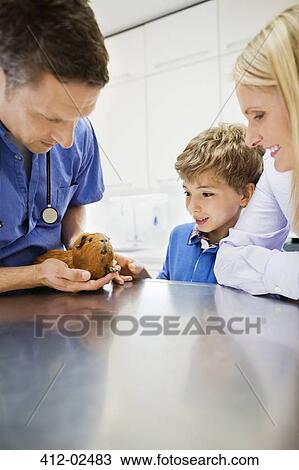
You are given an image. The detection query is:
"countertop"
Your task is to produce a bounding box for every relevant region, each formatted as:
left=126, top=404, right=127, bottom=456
left=0, top=279, right=299, bottom=449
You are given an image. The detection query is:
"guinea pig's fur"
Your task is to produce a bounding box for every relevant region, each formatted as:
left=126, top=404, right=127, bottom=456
left=34, top=232, right=117, bottom=279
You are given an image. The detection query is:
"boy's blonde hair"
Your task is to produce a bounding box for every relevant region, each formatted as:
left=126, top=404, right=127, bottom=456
left=233, top=4, right=299, bottom=229
left=175, top=123, right=264, bottom=193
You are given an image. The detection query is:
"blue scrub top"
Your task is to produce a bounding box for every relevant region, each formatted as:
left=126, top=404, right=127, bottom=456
left=0, top=118, right=104, bottom=267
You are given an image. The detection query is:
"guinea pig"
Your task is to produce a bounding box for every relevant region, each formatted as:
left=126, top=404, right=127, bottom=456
left=34, top=232, right=118, bottom=279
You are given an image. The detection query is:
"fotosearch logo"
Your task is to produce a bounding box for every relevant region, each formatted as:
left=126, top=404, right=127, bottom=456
left=34, top=314, right=264, bottom=338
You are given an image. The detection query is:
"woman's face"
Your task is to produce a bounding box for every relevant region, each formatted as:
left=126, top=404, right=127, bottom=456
left=236, top=84, right=292, bottom=172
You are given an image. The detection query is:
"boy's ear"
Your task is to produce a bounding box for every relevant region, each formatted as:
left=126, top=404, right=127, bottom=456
left=240, top=183, right=255, bottom=207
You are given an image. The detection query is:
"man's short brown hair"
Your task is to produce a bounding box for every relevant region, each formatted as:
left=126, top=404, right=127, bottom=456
left=175, top=123, right=264, bottom=192
left=0, top=0, right=109, bottom=89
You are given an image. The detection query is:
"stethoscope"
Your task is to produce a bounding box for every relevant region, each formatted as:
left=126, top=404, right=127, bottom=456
left=41, top=151, right=59, bottom=224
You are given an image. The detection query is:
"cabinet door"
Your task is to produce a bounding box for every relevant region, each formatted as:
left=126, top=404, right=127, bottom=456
left=219, top=0, right=296, bottom=55
left=220, top=53, right=246, bottom=124
left=90, top=79, right=148, bottom=189
left=105, top=27, right=145, bottom=84
left=147, top=58, right=220, bottom=187
left=145, top=1, right=217, bottom=74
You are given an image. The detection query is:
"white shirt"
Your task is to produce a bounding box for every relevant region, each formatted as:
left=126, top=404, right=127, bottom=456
left=214, top=151, right=299, bottom=299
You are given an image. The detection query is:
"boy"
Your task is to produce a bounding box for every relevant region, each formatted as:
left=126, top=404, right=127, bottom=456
left=157, top=124, right=264, bottom=282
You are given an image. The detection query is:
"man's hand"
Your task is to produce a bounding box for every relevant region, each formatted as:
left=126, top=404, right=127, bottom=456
left=113, top=253, right=151, bottom=285
left=36, top=258, right=120, bottom=293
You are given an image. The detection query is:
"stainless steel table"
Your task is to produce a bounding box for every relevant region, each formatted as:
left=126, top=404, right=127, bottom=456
left=0, top=279, right=299, bottom=449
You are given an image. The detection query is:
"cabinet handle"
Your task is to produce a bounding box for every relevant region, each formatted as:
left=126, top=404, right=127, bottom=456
left=154, top=50, right=209, bottom=69
left=111, top=72, right=133, bottom=81
left=156, top=177, right=179, bottom=185
left=107, top=182, right=132, bottom=188
left=225, top=38, right=250, bottom=50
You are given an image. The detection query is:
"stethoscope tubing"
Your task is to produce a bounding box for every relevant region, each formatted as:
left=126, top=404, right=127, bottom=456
left=46, top=150, right=51, bottom=206
left=41, top=150, right=59, bottom=224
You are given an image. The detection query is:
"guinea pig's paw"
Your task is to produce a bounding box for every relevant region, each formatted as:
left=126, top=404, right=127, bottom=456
left=107, top=266, right=119, bottom=273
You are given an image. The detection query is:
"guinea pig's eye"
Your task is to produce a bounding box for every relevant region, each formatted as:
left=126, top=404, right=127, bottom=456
left=100, top=239, right=104, bottom=242
left=89, top=237, right=93, bottom=242
left=75, top=234, right=87, bottom=248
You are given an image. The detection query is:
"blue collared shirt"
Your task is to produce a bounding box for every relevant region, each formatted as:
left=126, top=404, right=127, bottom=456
left=157, top=223, right=218, bottom=283
left=0, top=118, right=104, bottom=267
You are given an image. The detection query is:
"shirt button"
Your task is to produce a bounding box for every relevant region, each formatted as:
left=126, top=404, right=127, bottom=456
left=14, top=154, right=22, bottom=161
left=0, top=221, right=3, bottom=228
left=274, top=286, right=282, bottom=294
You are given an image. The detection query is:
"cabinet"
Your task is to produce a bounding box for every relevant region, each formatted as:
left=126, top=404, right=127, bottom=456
left=90, top=0, right=296, bottom=193
left=220, top=53, right=246, bottom=124
left=105, top=27, right=145, bottom=84
left=145, top=1, right=217, bottom=74
left=219, top=0, right=296, bottom=55
left=90, top=26, right=148, bottom=190
left=147, top=58, right=220, bottom=187
left=90, top=78, right=148, bottom=189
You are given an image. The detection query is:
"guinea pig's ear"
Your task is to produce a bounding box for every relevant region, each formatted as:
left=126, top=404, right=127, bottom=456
left=75, top=234, right=87, bottom=249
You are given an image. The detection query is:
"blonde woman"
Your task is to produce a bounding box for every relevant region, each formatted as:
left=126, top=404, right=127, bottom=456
left=214, top=4, right=299, bottom=300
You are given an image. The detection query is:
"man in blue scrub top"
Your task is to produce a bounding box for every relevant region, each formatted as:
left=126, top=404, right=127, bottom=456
left=0, top=0, right=139, bottom=293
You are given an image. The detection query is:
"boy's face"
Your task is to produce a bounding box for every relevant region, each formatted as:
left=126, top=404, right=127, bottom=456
left=183, top=171, right=250, bottom=244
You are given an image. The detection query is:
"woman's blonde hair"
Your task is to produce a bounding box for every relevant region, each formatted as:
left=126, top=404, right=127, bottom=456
left=234, top=4, right=299, bottom=230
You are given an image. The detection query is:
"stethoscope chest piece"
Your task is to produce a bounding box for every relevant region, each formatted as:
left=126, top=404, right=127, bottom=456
left=41, top=206, right=58, bottom=224
left=41, top=150, right=59, bottom=224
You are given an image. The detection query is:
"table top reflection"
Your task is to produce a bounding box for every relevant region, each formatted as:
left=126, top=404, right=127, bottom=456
left=0, top=279, right=299, bottom=450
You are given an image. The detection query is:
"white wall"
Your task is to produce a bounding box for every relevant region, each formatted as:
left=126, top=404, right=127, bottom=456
left=86, top=0, right=296, bottom=275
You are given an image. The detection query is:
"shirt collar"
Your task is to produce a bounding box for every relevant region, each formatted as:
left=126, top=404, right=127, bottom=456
left=0, top=121, right=33, bottom=157
left=188, top=224, right=219, bottom=249
left=0, top=120, right=8, bottom=137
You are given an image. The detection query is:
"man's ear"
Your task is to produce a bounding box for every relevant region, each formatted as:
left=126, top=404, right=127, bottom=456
left=240, top=182, right=255, bottom=208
